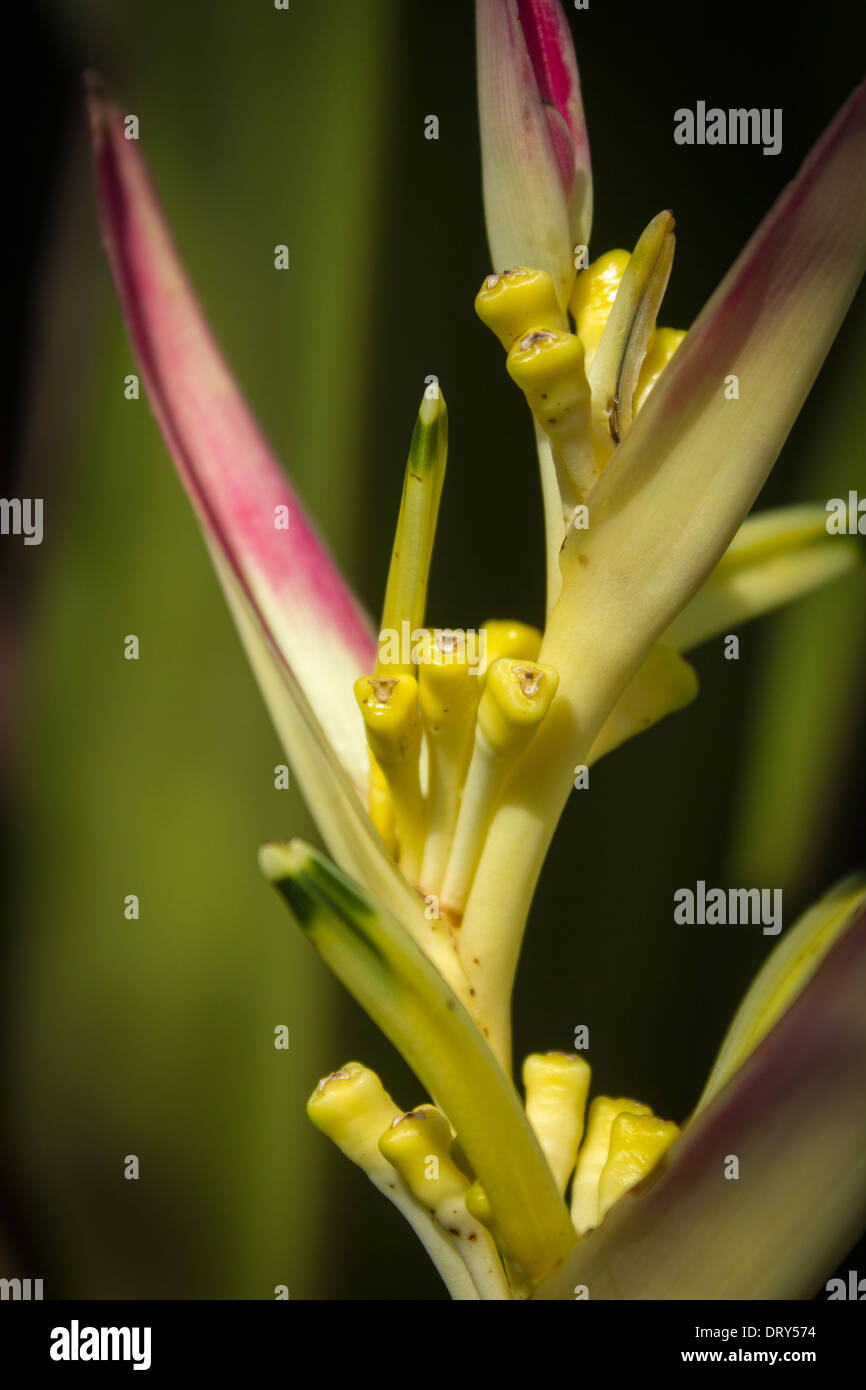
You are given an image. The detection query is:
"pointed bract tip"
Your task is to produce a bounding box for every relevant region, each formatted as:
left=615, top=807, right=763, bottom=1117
left=83, top=70, right=125, bottom=162
left=83, top=69, right=106, bottom=96
left=648, top=208, right=675, bottom=235
left=419, top=380, right=446, bottom=425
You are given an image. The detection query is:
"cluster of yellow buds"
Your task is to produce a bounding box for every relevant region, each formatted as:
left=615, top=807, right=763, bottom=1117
left=521, top=1053, right=678, bottom=1240
left=475, top=215, right=686, bottom=596
left=355, top=624, right=556, bottom=919
left=308, top=1053, right=678, bottom=1299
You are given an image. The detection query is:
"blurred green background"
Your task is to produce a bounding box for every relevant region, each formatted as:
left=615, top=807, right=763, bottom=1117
left=3, top=0, right=864, bottom=1298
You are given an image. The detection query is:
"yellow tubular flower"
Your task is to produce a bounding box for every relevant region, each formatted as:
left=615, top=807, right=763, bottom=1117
left=368, top=758, right=397, bottom=856
left=634, top=327, right=687, bottom=413
left=474, top=266, right=567, bottom=350
left=477, top=658, right=560, bottom=755
left=597, top=1112, right=680, bottom=1223
left=418, top=631, right=483, bottom=897
left=523, top=1052, right=591, bottom=1196
left=380, top=1106, right=511, bottom=1299
left=307, top=1063, right=404, bottom=1176
left=569, top=249, right=630, bottom=370
left=506, top=329, right=596, bottom=505
left=354, top=675, right=425, bottom=884
left=307, top=1063, right=479, bottom=1301
left=479, top=619, right=543, bottom=682
left=441, top=658, right=559, bottom=920
left=570, top=1095, right=651, bottom=1235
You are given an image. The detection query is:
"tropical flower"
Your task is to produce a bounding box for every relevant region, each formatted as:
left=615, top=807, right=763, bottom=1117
left=87, top=0, right=866, bottom=1301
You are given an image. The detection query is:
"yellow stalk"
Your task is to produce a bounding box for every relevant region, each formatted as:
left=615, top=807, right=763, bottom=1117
left=534, top=420, right=571, bottom=612
left=367, top=756, right=397, bottom=855
left=354, top=675, right=425, bottom=884
left=380, top=1106, right=511, bottom=1299
left=507, top=328, right=596, bottom=507
left=418, top=631, right=482, bottom=897
left=441, top=658, right=558, bottom=920
left=376, top=385, right=448, bottom=676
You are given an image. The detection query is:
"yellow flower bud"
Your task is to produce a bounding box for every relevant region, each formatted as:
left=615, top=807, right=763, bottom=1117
left=635, top=326, right=687, bottom=413
left=418, top=631, right=484, bottom=895
left=523, top=1052, right=591, bottom=1195
left=570, top=1095, right=651, bottom=1234
left=597, top=1112, right=680, bottom=1221
left=480, top=619, right=543, bottom=674
left=478, top=658, right=559, bottom=756
left=475, top=266, right=567, bottom=351
left=354, top=675, right=425, bottom=881
left=354, top=675, right=421, bottom=768
left=381, top=1108, right=511, bottom=1297
left=569, top=249, right=630, bottom=369
left=307, top=1061, right=399, bottom=1159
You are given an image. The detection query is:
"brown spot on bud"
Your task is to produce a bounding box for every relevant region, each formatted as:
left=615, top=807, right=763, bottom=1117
left=368, top=677, right=398, bottom=705
left=514, top=666, right=545, bottom=698
left=391, top=1108, right=426, bottom=1127
left=519, top=329, right=558, bottom=350
left=317, top=1068, right=351, bottom=1093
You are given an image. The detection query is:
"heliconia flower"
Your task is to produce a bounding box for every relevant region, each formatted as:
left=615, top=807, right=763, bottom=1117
left=476, top=0, right=592, bottom=307
left=89, top=0, right=866, bottom=1301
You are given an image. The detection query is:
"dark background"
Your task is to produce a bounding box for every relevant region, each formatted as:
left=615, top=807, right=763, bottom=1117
left=3, top=0, right=865, bottom=1298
